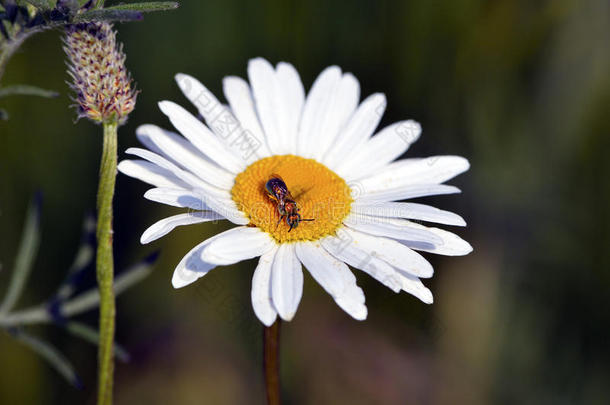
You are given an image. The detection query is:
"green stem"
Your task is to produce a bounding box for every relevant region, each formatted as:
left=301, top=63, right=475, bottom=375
left=96, top=120, right=118, bottom=405
left=263, top=320, right=281, bottom=405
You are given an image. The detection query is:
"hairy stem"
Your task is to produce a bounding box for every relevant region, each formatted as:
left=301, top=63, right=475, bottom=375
left=264, top=320, right=281, bottom=405
left=96, top=120, right=118, bottom=405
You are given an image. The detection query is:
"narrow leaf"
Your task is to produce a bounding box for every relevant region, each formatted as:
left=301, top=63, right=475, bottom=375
left=9, top=328, right=82, bottom=388
left=0, top=84, right=59, bottom=98
left=64, top=321, right=130, bottom=362
left=60, top=251, right=158, bottom=318
left=0, top=193, right=42, bottom=315
left=56, top=214, right=95, bottom=301
left=73, top=8, right=142, bottom=22
left=113, top=251, right=158, bottom=294
left=23, top=0, right=57, bottom=10
left=104, top=2, right=178, bottom=13
left=0, top=251, right=159, bottom=327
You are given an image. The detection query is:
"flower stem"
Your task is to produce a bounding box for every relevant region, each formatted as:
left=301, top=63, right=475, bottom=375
left=96, top=120, right=118, bottom=405
left=263, top=320, right=281, bottom=405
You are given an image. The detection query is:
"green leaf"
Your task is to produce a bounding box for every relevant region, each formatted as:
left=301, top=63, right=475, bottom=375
left=22, top=0, right=57, bottom=10
left=104, top=2, right=179, bottom=13
left=74, top=2, right=179, bottom=22
left=9, top=328, right=81, bottom=387
left=0, top=84, right=59, bottom=98
left=73, top=8, right=143, bottom=22
left=0, top=194, right=42, bottom=315
left=56, top=215, right=95, bottom=301
left=64, top=321, right=130, bottom=362
left=113, top=251, right=157, bottom=294
left=60, top=251, right=157, bottom=318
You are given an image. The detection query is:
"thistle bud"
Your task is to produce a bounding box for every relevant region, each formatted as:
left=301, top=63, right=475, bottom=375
left=64, top=22, right=136, bottom=124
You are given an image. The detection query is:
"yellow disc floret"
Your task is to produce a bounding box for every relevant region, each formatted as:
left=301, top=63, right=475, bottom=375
left=231, top=155, right=353, bottom=243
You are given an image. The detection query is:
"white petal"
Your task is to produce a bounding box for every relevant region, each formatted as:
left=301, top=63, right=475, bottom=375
left=354, top=183, right=461, bottom=203
left=125, top=156, right=244, bottom=223
left=144, top=187, right=209, bottom=210
left=295, top=241, right=367, bottom=320
left=321, top=232, right=403, bottom=292
left=351, top=201, right=466, bottom=226
left=141, top=211, right=224, bottom=244
left=174, top=74, right=264, bottom=164
left=222, top=76, right=272, bottom=161
left=145, top=187, right=248, bottom=226
left=135, top=125, right=169, bottom=157
left=174, top=73, right=232, bottom=136
left=200, top=226, right=275, bottom=265
left=158, top=100, right=246, bottom=173
left=356, top=156, right=470, bottom=192
left=136, top=124, right=235, bottom=190
left=399, top=223, right=473, bottom=256
left=323, top=93, right=386, bottom=169
left=339, top=227, right=434, bottom=278
left=171, top=239, right=217, bottom=289
left=321, top=233, right=433, bottom=303
left=344, top=213, right=443, bottom=246
left=275, top=62, right=305, bottom=154
left=248, top=58, right=286, bottom=154
left=313, top=72, right=359, bottom=161
left=127, top=165, right=242, bottom=225
left=397, top=273, right=434, bottom=304
left=192, top=192, right=249, bottom=225
left=297, top=66, right=342, bottom=158
left=125, top=147, right=229, bottom=200
left=336, top=120, right=421, bottom=180
left=300, top=71, right=359, bottom=161
left=145, top=186, right=243, bottom=225
left=271, top=244, right=303, bottom=321
left=117, top=159, right=190, bottom=189
left=251, top=247, right=278, bottom=326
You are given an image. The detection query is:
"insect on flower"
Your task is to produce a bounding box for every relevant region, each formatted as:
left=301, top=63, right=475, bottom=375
left=119, top=58, right=472, bottom=325
left=265, top=174, right=314, bottom=232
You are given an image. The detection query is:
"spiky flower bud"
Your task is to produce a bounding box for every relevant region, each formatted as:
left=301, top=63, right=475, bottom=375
left=64, top=22, right=136, bottom=124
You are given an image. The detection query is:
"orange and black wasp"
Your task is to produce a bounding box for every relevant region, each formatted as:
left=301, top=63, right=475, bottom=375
left=265, top=174, right=314, bottom=232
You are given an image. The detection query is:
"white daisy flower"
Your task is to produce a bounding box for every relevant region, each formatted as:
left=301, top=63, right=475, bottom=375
left=118, top=57, right=472, bottom=326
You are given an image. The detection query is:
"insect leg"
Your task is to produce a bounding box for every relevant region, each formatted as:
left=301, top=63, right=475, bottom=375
left=275, top=215, right=285, bottom=229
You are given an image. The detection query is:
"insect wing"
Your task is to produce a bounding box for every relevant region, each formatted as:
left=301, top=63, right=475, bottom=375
left=265, top=176, right=288, bottom=201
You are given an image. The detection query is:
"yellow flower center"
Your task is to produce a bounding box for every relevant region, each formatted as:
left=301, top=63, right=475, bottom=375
left=231, top=155, right=353, bottom=243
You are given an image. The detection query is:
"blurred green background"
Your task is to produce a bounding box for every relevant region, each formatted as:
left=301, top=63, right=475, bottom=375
left=1, top=0, right=609, bottom=404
